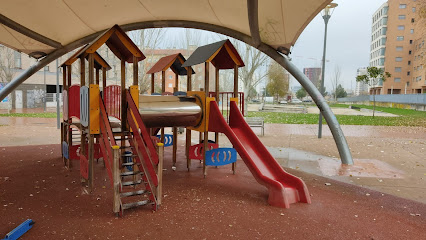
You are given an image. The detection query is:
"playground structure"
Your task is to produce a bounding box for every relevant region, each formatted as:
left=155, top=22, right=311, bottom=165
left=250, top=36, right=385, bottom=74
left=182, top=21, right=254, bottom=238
left=59, top=25, right=310, bottom=215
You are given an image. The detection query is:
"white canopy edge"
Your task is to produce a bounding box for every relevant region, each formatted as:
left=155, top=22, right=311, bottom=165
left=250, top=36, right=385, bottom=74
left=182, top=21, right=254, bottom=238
left=0, top=0, right=330, bottom=56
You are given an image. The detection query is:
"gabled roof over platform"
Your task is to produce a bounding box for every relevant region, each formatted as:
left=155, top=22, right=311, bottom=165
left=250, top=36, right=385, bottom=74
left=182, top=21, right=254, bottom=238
left=146, top=53, right=195, bottom=76
left=182, top=40, right=244, bottom=69
left=60, top=46, right=111, bottom=70
left=0, top=0, right=331, bottom=57
left=60, top=25, right=145, bottom=64
left=82, top=24, right=145, bottom=63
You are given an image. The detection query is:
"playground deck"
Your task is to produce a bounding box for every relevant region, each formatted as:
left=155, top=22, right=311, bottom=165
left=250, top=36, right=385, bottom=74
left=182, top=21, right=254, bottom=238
left=1, top=142, right=425, bottom=239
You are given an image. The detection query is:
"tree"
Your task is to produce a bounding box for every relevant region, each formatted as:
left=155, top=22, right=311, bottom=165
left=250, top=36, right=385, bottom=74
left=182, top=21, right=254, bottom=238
left=335, top=84, right=347, bottom=98
left=296, top=88, right=307, bottom=99
left=224, top=38, right=269, bottom=113
left=266, top=62, right=289, bottom=103
left=356, top=66, right=391, bottom=117
left=330, top=65, right=341, bottom=101
left=128, top=29, right=167, bottom=93
left=0, top=46, right=18, bottom=113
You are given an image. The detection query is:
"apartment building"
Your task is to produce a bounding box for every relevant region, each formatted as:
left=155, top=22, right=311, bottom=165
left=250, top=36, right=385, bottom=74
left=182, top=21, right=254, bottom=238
left=303, top=67, right=321, bottom=88
left=369, top=0, right=425, bottom=94
left=355, top=67, right=368, bottom=96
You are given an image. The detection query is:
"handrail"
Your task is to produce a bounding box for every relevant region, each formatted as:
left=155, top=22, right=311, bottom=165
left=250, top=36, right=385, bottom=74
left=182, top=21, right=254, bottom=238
left=126, top=90, right=159, bottom=187
left=98, top=95, right=116, bottom=186
left=126, top=91, right=159, bottom=165
left=126, top=111, right=158, bottom=186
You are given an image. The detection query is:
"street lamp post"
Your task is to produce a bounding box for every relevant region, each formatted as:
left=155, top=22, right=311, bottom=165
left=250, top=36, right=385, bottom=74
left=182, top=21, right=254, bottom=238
left=318, top=3, right=337, bottom=138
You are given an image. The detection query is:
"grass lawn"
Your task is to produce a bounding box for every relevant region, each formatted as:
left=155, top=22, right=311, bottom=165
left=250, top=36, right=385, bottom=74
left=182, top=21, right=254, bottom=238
left=1, top=105, right=425, bottom=127
left=328, top=103, right=426, bottom=117
left=0, top=112, right=60, bottom=118
left=247, top=105, right=426, bottom=127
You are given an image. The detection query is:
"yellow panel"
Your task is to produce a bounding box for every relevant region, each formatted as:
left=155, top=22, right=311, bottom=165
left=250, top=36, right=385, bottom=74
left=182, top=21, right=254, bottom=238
left=230, top=97, right=238, bottom=103
left=129, top=85, right=139, bottom=108
left=187, top=91, right=206, bottom=132
left=129, top=85, right=139, bottom=132
left=89, top=84, right=100, bottom=134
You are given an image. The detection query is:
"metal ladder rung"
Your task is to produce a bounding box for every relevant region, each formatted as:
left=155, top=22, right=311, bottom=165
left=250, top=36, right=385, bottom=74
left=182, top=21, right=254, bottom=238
left=122, top=153, right=136, bottom=157
left=122, top=200, right=152, bottom=210
left=120, top=189, right=148, bottom=198
left=122, top=179, right=142, bottom=187
left=120, top=171, right=142, bottom=177
left=122, top=162, right=136, bottom=167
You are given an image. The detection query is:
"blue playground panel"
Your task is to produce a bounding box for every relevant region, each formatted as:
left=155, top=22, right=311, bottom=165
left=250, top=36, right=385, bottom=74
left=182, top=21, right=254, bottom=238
left=156, top=134, right=173, bottom=147
left=205, top=148, right=237, bottom=166
left=62, top=141, right=69, bottom=159
left=2, top=219, right=34, bottom=240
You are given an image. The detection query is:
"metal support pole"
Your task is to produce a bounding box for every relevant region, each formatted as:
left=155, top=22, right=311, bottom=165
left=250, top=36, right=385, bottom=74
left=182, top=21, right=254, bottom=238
left=318, top=15, right=330, bottom=139
left=56, top=59, right=60, bottom=129
left=259, top=45, right=353, bottom=165
left=186, top=68, right=192, bottom=170
left=43, top=66, right=46, bottom=112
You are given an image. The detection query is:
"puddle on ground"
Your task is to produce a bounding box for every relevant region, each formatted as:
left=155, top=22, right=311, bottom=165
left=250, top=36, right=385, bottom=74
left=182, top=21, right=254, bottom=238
left=267, top=147, right=404, bottom=179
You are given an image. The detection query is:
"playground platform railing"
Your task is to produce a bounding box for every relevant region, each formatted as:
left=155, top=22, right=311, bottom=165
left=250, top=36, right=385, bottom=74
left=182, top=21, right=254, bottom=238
left=98, top=95, right=116, bottom=187
left=208, top=92, right=244, bottom=121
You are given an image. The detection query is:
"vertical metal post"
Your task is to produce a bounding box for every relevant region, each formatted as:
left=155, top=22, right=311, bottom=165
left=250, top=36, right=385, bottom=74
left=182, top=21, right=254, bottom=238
left=133, top=56, right=138, bottom=86
left=186, top=68, right=192, bottom=170
left=203, top=62, right=209, bottom=177
left=102, top=67, right=106, bottom=99
left=43, top=65, right=47, bottom=112
left=56, top=59, right=60, bottom=129
left=318, top=14, right=330, bottom=139
left=88, top=53, right=95, bottom=191
left=151, top=73, right=154, bottom=94
left=112, top=145, right=121, bottom=215
left=232, top=64, right=238, bottom=174
left=215, top=67, right=219, bottom=144
left=121, top=59, right=126, bottom=150
left=157, top=143, right=164, bottom=206
left=80, top=58, right=86, bottom=174
left=161, top=71, right=165, bottom=143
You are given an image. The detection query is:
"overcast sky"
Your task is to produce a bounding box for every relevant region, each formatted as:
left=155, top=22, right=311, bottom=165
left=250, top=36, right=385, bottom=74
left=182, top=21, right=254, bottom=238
left=148, top=0, right=387, bottom=93
left=290, top=0, right=387, bottom=92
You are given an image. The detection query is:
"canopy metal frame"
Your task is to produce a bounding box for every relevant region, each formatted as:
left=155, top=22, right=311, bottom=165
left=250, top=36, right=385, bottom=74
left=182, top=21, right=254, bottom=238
left=0, top=0, right=353, bottom=165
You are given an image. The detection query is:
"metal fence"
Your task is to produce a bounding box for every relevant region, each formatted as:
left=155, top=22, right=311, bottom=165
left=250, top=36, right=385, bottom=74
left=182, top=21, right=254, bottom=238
left=338, top=94, right=426, bottom=105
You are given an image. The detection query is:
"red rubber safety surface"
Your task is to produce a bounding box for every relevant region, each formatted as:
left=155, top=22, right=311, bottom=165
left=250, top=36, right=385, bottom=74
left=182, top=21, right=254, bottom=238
left=0, top=144, right=425, bottom=239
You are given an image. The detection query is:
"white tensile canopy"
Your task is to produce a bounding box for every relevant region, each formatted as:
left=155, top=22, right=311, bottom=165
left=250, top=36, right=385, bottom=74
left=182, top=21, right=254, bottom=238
left=0, top=0, right=330, bottom=56
left=0, top=0, right=353, bottom=165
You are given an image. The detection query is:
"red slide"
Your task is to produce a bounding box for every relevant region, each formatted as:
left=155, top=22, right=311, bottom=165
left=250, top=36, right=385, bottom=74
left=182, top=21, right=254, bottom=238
left=208, top=101, right=311, bottom=208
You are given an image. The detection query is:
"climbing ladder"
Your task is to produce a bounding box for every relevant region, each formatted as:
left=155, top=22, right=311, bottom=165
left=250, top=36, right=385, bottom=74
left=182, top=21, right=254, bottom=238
left=98, top=90, right=163, bottom=216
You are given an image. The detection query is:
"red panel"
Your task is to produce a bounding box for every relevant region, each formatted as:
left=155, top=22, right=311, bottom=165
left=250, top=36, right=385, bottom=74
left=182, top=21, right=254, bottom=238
left=69, top=145, right=79, bottom=160
left=188, top=143, right=218, bottom=160
left=104, top=85, right=121, bottom=120
left=68, top=85, right=80, bottom=119
left=80, top=154, right=88, bottom=179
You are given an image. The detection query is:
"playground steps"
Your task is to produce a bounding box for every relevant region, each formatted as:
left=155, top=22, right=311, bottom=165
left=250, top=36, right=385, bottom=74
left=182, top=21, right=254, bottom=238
left=122, top=179, right=142, bottom=186
left=120, top=170, right=142, bottom=177
left=116, top=131, right=156, bottom=215
left=122, top=200, right=152, bottom=210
